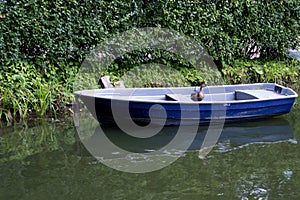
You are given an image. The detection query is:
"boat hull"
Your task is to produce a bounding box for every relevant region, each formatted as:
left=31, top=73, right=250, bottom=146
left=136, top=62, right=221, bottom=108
left=75, top=83, right=298, bottom=126
left=92, top=97, right=295, bottom=126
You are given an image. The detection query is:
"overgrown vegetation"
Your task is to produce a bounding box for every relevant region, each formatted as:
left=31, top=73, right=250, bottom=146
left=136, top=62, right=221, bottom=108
left=1, top=0, right=299, bottom=66
left=0, top=62, right=76, bottom=122
left=222, top=59, right=300, bottom=84
left=0, top=0, right=300, bottom=122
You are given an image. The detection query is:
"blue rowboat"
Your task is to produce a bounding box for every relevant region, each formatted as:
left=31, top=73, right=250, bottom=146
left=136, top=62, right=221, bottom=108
left=75, top=83, right=298, bottom=126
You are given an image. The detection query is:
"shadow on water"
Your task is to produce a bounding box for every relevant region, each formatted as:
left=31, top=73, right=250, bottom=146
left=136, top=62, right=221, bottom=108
left=0, top=117, right=295, bottom=164
left=0, top=115, right=299, bottom=199
left=77, top=117, right=295, bottom=159
left=0, top=118, right=76, bottom=163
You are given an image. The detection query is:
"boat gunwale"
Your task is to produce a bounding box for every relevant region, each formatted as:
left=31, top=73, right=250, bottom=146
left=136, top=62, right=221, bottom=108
left=75, top=83, right=298, bottom=105
left=91, top=96, right=297, bottom=105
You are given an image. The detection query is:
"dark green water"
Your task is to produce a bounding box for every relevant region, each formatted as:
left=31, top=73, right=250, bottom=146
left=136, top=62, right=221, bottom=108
left=1, top=105, right=300, bottom=199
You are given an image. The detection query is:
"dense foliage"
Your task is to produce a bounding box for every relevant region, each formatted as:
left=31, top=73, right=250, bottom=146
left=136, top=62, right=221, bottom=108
left=1, top=0, right=299, bottom=67
left=222, top=59, right=300, bottom=84
left=0, top=0, right=300, bottom=121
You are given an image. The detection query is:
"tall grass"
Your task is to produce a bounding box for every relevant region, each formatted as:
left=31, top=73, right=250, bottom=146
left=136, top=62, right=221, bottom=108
left=0, top=62, right=75, bottom=123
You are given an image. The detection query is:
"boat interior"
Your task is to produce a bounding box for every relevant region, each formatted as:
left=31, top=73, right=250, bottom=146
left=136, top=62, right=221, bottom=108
left=130, top=84, right=294, bottom=102
left=78, top=83, right=297, bottom=103
left=165, top=89, right=285, bottom=102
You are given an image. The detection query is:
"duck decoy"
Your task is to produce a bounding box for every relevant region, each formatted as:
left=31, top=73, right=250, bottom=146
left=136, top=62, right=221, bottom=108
left=191, top=82, right=207, bottom=101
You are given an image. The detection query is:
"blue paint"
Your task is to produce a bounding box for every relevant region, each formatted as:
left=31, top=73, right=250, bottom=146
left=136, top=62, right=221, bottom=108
left=76, top=83, right=298, bottom=126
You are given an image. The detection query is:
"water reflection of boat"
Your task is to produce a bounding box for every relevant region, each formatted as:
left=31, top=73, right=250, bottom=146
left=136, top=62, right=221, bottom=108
left=191, top=118, right=295, bottom=152
left=78, top=118, right=295, bottom=159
